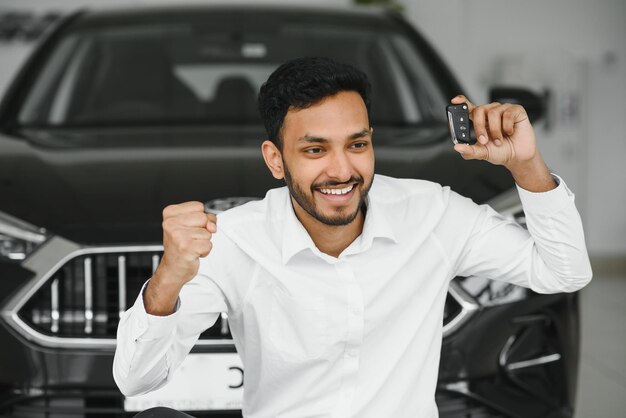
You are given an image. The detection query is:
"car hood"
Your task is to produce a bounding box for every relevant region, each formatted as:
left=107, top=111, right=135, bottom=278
left=0, top=124, right=513, bottom=245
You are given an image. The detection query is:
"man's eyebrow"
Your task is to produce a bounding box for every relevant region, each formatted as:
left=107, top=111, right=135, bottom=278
left=349, top=129, right=371, bottom=140
left=297, top=135, right=329, bottom=144
left=297, top=129, right=371, bottom=144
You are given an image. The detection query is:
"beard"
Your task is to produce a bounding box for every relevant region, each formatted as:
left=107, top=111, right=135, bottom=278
left=282, top=158, right=373, bottom=226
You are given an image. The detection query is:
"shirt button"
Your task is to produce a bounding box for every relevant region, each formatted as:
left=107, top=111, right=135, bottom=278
left=348, top=349, right=358, bottom=357
left=351, top=306, right=360, bottom=315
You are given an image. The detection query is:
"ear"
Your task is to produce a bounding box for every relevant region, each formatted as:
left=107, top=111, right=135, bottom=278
left=261, top=140, right=284, bottom=180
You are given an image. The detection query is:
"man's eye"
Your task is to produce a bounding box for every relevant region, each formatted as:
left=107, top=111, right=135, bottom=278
left=305, top=148, right=323, bottom=154
left=351, top=142, right=367, bottom=149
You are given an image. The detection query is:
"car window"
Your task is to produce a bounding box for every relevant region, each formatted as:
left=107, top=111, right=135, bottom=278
left=17, top=17, right=448, bottom=128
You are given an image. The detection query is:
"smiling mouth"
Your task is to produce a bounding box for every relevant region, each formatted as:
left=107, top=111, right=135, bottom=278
left=317, top=184, right=355, bottom=195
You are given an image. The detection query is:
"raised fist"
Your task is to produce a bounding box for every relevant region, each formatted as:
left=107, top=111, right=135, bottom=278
left=157, top=201, right=217, bottom=287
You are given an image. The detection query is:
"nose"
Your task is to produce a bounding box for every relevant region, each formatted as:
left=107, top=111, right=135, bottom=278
left=325, top=150, right=353, bottom=182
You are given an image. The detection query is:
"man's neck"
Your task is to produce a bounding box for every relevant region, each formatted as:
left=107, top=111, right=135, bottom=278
left=292, top=201, right=365, bottom=258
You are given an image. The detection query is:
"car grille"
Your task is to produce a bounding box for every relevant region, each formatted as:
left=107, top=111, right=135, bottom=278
left=17, top=249, right=231, bottom=341
left=13, top=247, right=467, bottom=345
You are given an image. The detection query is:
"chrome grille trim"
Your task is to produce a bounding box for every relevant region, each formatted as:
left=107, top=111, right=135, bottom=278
left=221, top=312, right=229, bottom=335
left=84, top=257, right=93, bottom=335
left=151, top=254, right=160, bottom=273
left=50, top=278, right=59, bottom=334
left=118, top=255, right=126, bottom=318
left=1, top=238, right=234, bottom=350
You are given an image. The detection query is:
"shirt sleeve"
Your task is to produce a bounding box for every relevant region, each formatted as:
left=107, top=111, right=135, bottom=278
left=112, top=273, right=228, bottom=397
left=448, top=174, right=592, bottom=293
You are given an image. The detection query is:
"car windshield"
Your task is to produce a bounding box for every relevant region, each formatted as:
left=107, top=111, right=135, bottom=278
left=17, top=13, right=448, bottom=128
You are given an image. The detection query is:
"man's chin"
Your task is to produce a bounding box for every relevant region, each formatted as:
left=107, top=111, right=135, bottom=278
left=310, top=187, right=366, bottom=225
left=313, top=204, right=363, bottom=226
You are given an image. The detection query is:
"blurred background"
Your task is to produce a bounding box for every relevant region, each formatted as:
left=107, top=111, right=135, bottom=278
left=0, top=0, right=623, bottom=417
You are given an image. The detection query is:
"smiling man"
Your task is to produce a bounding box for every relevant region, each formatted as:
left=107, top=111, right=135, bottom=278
left=113, top=57, right=592, bottom=418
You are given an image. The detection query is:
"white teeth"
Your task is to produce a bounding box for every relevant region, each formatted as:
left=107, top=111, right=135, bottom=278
left=319, top=184, right=354, bottom=195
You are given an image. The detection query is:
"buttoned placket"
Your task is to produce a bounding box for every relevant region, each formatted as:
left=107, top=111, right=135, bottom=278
left=332, top=256, right=364, bottom=418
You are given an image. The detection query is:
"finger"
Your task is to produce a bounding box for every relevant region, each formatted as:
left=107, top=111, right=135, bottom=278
left=166, top=226, right=212, bottom=245
left=173, top=239, right=213, bottom=260
left=188, top=227, right=213, bottom=241
left=450, top=94, right=476, bottom=112
left=454, top=143, right=489, bottom=161
left=486, top=103, right=505, bottom=145
left=177, top=211, right=215, bottom=228
left=190, top=240, right=213, bottom=258
left=205, top=212, right=217, bottom=232
left=163, top=201, right=205, bottom=219
left=470, top=103, right=499, bottom=144
left=503, top=104, right=528, bottom=136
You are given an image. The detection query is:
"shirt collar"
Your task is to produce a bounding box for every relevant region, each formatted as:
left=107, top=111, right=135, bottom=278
left=280, top=191, right=319, bottom=264
left=279, top=179, right=398, bottom=264
left=357, top=191, right=398, bottom=251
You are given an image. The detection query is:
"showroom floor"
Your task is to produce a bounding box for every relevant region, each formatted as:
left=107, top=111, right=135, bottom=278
left=575, top=271, right=626, bottom=417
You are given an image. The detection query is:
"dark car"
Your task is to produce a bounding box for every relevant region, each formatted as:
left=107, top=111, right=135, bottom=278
left=0, top=3, right=578, bottom=418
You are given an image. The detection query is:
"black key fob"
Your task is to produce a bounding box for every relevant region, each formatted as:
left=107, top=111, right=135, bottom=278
left=446, top=103, right=475, bottom=145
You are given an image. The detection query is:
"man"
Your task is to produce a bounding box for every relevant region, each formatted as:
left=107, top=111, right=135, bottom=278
left=113, top=57, right=592, bottom=418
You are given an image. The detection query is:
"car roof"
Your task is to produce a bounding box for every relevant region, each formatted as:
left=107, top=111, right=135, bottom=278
left=71, top=2, right=395, bottom=29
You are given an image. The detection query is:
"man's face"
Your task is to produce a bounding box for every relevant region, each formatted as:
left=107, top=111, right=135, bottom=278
left=273, top=91, right=374, bottom=227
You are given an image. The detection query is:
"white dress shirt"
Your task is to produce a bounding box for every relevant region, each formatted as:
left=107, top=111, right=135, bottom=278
left=113, top=174, right=592, bottom=418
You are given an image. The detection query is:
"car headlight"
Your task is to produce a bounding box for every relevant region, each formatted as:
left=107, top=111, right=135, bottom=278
left=0, top=211, right=48, bottom=262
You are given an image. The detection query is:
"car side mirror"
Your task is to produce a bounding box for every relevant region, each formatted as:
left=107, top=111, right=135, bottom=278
left=488, top=86, right=547, bottom=124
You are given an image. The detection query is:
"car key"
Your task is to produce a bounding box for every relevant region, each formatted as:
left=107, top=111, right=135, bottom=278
left=446, top=103, right=475, bottom=145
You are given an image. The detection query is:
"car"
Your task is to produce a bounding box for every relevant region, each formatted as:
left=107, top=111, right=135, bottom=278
left=0, top=3, right=578, bottom=418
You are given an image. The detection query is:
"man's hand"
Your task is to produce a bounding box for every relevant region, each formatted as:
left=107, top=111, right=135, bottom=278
left=451, top=95, right=556, bottom=192
left=450, top=95, right=538, bottom=166
left=144, top=201, right=217, bottom=315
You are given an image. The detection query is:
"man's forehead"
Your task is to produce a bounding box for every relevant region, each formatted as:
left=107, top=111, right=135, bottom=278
left=281, top=92, right=370, bottom=145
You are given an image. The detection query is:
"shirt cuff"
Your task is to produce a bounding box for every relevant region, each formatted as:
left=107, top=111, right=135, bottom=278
left=516, top=174, right=575, bottom=215
left=130, top=279, right=181, bottom=341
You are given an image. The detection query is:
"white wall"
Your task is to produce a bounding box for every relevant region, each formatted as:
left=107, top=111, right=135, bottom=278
left=400, top=0, right=626, bottom=256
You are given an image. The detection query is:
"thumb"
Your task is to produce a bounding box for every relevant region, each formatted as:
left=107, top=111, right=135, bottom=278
left=454, top=143, right=489, bottom=161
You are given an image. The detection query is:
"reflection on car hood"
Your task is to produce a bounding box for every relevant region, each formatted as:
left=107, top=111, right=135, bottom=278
left=0, top=125, right=514, bottom=244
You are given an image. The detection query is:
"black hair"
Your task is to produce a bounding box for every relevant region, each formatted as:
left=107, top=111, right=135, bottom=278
left=258, top=56, right=371, bottom=149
